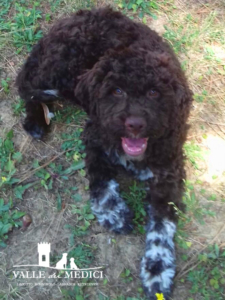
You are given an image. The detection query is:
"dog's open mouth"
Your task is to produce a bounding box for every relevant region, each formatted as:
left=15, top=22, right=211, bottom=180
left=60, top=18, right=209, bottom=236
left=121, top=138, right=148, bottom=156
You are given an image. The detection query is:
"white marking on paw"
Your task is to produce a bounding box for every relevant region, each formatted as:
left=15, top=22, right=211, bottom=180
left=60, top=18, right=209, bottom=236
left=163, top=219, right=176, bottom=238
left=91, top=180, right=130, bottom=231
left=141, top=217, right=176, bottom=295
left=161, top=268, right=176, bottom=289
left=145, top=244, right=174, bottom=265
left=44, top=89, right=58, bottom=96
left=141, top=263, right=175, bottom=291
left=146, top=231, right=163, bottom=242
left=97, top=202, right=125, bottom=229
left=92, top=180, right=119, bottom=210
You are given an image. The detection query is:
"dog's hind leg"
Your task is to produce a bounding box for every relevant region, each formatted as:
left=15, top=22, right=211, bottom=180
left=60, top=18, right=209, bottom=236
left=16, top=45, right=60, bottom=139
left=23, top=101, right=54, bottom=139
left=17, top=76, right=59, bottom=139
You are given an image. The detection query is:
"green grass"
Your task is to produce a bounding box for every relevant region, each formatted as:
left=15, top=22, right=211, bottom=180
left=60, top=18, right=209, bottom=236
left=174, top=182, right=224, bottom=300
left=56, top=244, right=97, bottom=299
left=0, top=198, right=25, bottom=247
left=61, top=286, right=89, bottom=300
left=66, top=202, right=95, bottom=238
left=0, top=2, right=43, bottom=53
left=11, top=98, right=25, bottom=116
left=0, top=117, right=87, bottom=247
left=122, top=182, right=147, bottom=234
left=0, top=78, right=11, bottom=93
left=31, top=157, right=85, bottom=200
left=183, top=182, right=216, bottom=224
left=117, top=0, right=158, bottom=21
left=111, top=296, right=147, bottom=300
left=183, top=141, right=205, bottom=170
left=120, top=268, right=133, bottom=283
left=12, top=4, right=43, bottom=52
left=193, top=90, right=208, bottom=103
left=185, top=244, right=225, bottom=300
left=67, top=244, right=96, bottom=268
left=60, top=128, right=86, bottom=160
left=48, top=0, right=96, bottom=14
left=54, top=106, right=87, bottom=124
left=163, top=19, right=199, bottom=54
left=0, top=131, right=27, bottom=247
left=174, top=181, right=224, bottom=299
left=0, top=0, right=13, bottom=22
left=0, top=287, right=23, bottom=300
left=96, top=293, right=148, bottom=300
left=174, top=181, right=216, bottom=250
left=0, top=130, right=22, bottom=187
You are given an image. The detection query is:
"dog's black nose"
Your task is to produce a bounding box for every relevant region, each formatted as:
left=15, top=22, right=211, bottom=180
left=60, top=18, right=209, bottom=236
left=125, top=117, right=146, bottom=135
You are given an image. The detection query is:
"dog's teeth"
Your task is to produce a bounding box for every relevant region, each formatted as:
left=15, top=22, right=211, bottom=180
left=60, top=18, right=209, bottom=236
left=127, top=146, right=141, bottom=153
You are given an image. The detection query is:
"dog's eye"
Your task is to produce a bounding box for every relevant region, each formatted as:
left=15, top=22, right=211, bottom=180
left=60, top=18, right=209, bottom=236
left=113, top=88, right=123, bottom=96
left=148, top=89, right=159, bottom=97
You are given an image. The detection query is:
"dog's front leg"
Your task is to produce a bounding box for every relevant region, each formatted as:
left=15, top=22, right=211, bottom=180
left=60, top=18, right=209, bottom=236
left=86, top=148, right=133, bottom=234
left=141, top=178, right=182, bottom=300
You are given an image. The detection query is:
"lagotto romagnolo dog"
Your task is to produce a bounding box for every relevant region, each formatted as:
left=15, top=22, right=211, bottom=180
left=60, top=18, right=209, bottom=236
left=16, top=7, right=192, bottom=299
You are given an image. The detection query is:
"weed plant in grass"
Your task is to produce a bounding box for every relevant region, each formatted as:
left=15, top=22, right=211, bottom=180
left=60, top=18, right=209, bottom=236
left=65, top=202, right=94, bottom=239
left=0, top=130, right=25, bottom=247
left=0, top=198, right=25, bottom=247
left=11, top=98, right=25, bottom=116
left=117, top=0, right=158, bottom=20
left=0, top=2, right=43, bottom=53
left=183, top=141, right=205, bottom=170
left=122, top=182, right=147, bottom=234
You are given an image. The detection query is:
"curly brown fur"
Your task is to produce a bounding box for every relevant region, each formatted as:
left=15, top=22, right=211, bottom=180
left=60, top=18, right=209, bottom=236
left=16, top=7, right=192, bottom=299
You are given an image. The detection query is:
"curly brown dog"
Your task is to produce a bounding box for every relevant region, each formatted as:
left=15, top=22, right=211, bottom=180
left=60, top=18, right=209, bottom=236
left=16, top=7, right=193, bottom=299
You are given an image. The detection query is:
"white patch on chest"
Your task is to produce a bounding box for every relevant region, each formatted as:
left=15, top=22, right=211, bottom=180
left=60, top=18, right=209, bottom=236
left=136, top=168, right=154, bottom=181
left=117, top=153, right=154, bottom=181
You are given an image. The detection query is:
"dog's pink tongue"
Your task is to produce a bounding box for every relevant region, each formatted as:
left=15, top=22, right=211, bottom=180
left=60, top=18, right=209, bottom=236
left=122, top=138, right=148, bottom=156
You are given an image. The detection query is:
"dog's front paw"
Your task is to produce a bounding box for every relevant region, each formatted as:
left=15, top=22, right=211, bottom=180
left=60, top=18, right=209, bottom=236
left=141, top=216, right=176, bottom=300
left=91, top=180, right=133, bottom=234
left=100, top=205, right=134, bottom=234
left=141, top=255, right=175, bottom=300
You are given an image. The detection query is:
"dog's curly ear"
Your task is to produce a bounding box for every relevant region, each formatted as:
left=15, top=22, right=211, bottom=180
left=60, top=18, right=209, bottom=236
left=174, top=73, right=193, bottom=109
left=75, top=62, right=107, bottom=115
left=74, top=69, right=97, bottom=114
left=156, top=53, right=193, bottom=107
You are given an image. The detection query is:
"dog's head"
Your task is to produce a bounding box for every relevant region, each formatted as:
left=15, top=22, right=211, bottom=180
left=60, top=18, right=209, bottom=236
left=75, top=48, right=191, bottom=159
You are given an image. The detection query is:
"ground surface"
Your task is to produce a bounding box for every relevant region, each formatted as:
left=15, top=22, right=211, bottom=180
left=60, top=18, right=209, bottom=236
left=0, top=0, right=225, bottom=300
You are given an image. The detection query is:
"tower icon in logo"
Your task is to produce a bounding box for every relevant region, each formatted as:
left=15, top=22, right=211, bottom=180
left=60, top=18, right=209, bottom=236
left=38, top=242, right=51, bottom=267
